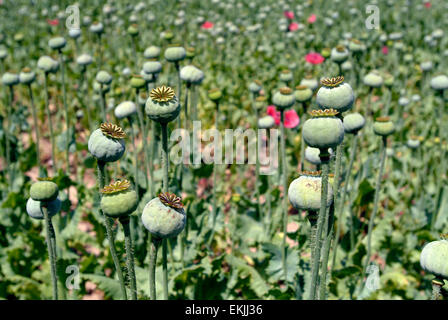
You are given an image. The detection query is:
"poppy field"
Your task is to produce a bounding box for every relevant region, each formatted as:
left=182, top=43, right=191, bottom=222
left=0, top=0, right=448, bottom=301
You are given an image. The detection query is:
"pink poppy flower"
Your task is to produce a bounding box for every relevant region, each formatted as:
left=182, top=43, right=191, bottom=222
left=47, top=19, right=59, bottom=26
left=201, top=21, right=214, bottom=29
left=266, top=106, right=300, bottom=128
left=289, top=22, right=299, bottom=31
left=284, top=11, right=294, bottom=19
left=307, top=14, right=316, bottom=24
left=424, top=2, right=431, bottom=8
left=382, top=46, right=389, bottom=55
left=305, top=52, right=325, bottom=65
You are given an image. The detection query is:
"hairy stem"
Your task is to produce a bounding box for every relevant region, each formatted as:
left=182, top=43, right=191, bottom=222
left=280, top=110, right=288, bottom=284
left=121, top=217, right=137, bottom=300
left=149, top=238, right=160, bottom=300
left=43, top=74, right=58, bottom=173
left=42, top=205, right=58, bottom=300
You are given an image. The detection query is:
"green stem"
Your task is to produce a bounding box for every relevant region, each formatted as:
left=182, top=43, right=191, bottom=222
left=363, top=136, right=387, bottom=282
left=135, top=88, right=150, bottom=190
left=44, top=73, right=58, bottom=173
left=28, top=84, right=42, bottom=176
left=162, top=238, right=168, bottom=300
left=121, top=217, right=137, bottom=300
left=100, top=84, right=107, bottom=123
left=97, top=161, right=128, bottom=300
left=149, top=238, right=161, bottom=300
left=4, top=86, right=13, bottom=188
left=318, top=203, right=335, bottom=300
left=307, top=212, right=318, bottom=266
left=59, top=50, right=70, bottom=175
left=432, top=279, right=443, bottom=300
left=42, top=205, right=58, bottom=300
left=211, top=101, right=220, bottom=231
left=128, top=116, right=139, bottom=196
left=160, top=123, right=169, bottom=300
left=280, top=110, right=288, bottom=284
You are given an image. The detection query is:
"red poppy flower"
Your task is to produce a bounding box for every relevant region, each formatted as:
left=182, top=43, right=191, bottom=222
left=201, top=21, right=214, bottom=29
left=382, top=46, right=389, bottom=55
left=47, top=19, right=59, bottom=26
left=284, top=11, right=294, bottom=19
left=289, top=22, right=299, bottom=31
left=307, top=14, right=316, bottom=24
left=305, top=52, right=325, bottom=65
left=424, top=2, right=431, bottom=8
left=266, top=106, right=300, bottom=128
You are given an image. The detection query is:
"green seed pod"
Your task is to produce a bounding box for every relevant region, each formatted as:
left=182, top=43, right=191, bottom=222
left=141, top=192, right=186, bottom=239
left=145, top=86, right=180, bottom=124
left=90, top=22, right=104, bottom=34
left=331, top=45, right=349, bottom=63
left=130, top=74, right=146, bottom=89
left=258, top=115, right=275, bottom=129
left=343, top=112, right=365, bottom=134
left=420, top=240, right=448, bottom=280
left=321, top=47, right=331, bottom=59
left=248, top=80, right=262, bottom=93
left=208, top=88, right=222, bottom=102
left=303, top=109, right=345, bottom=149
left=305, top=147, right=333, bottom=165
left=1, top=71, right=19, bottom=86
left=30, top=179, right=59, bottom=202
left=294, top=85, right=313, bottom=103
left=341, top=60, right=352, bottom=71
left=186, top=47, right=195, bottom=59
left=420, top=61, right=433, bottom=72
left=363, top=70, right=383, bottom=88
left=373, top=116, right=395, bottom=137
left=115, top=101, right=137, bottom=119
left=143, top=60, right=162, bottom=74
left=316, top=76, right=354, bottom=112
left=76, top=54, right=93, bottom=66
left=127, top=24, right=139, bottom=37
left=37, top=56, right=59, bottom=73
left=300, top=75, right=319, bottom=91
left=26, top=197, right=61, bottom=220
left=254, top=96, right=267, bottom=110
left=14, top=33, right=24, bottom=43
left=96, top=70, right=112, bottom=85
left=180, top=65, right=204, bottom=84
left=140, top=70, right=153, bottom=82
left=272, top=87, right=295, bottom=110
left=143, top=46, right=161, bottom=59
left=163, top=31, right=174, bottom=41
left=93, top=81, right=109, bottom=93
left=164, top=45, right=186, bottom=62
left=100, top=180, right=138, bottom=218
left=288, top=171, right=334, bottom=211
left=68, top=28, right=81, bottom=39
left=348, top=39, right=365, bottom=53
left=430, top=75, right=448, bottom=91
left=383, top=73, right=394, bottom=87
left=19, top=67, right=36, bottom=85
left=407, top=137, right=420, bottom=149
left=88, top=123, right=126, bottom=162
left=279, top=70, right=293, bottom=83
left=48, top=37, right=66, bottom=50
left=0, top=47, right=8, bottom=60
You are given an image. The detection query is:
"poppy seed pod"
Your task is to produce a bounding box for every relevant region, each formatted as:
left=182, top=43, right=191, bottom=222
left=300, top=76, right=319, bottom=91
left=420, top=240, right=448, bottom=280
left=348, top=39, right=365, bottom=53
left=273, top=87, right=295, bottom=110
left=288, top=171, right=334, bottom=211
left=303, top=109, right=345, bottom=150
left=115, top=101, right=137, bottom=119
left=30, top=179, right=59, bottom=202
left=0, top=47, right=7, bottom=60
left=208, top=88, right=222, bottom=102
left=19, top=68, right=36, bottom=84
left=430, top=75, right=448, bottom=91
left=248, top=80, right=262, bottom=93
left=316, top=76, right=354, bottom=112
left=145, top=86, right=180, bottom=124
left=254, top=96, right=267, bottom=110
left=144, top=46, right=161, bottom=59
left=130, top=74, right=146, bottom=89
left=420, top=61, right=433, bottom=72
left=343, top=112, right=365, bottom=134
left=258, top=115, right=275, bottom=129
left=2, top=72, right=19, bottom=86
left=407, top=137, right=420, bottom=149
left=143, top=60, right=162, bottom=74
left=186, top=47, right=196, bottom=59
left=180, top=65, right=204, bottom=84
left=76, top=54, right=93, bottom=66
left=140, top=70, right=153, bottom=82
left=37, top=56, right=59, bottom=73
left=141, top=192, right=186, bottom=239
left=294, top=85, right=313, bottom=102
left=279, top=70, right=293, bottom=83
left=96, top=70, right=112, bottom=85
left=48, top=37, right=66, bottom=50
left=363, top=71, right=383, bottom=88
left=373, top=117, right=395, bottom=136
left=163, top=31, right=174, bottom=41
left=68, top=28, right=81, bottom=39
left=305, top=147, right=333, bottom=165
left=90, top=22, right=104, bottom=34
left=164, top=45, right=186, bottom=62
left=100, top=180, right=138, bottom=218
left=331, top=45, right=349, bottom=63
left=384, top=73, right=394, bottom=87
left=127, top=24, right=139, bottom=37
left=26, top=197, right=61, bottom=220
left=88, top=123, right=126, bottom=162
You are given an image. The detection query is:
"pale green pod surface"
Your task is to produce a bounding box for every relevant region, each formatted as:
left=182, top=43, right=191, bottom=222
left=363, top=71, right=383, bottom=88
left=68, top=28, right=81, bottom=39
left=141, top=197, right=186, bottom=239
left=145, top=86, right=180, bottom=124
left=407, top=139, right=420, bottom=149
left=144, top=46, right=161, bottom=59
left=420, top=240, right=448, bottom=280
left=258, top=115, right=275, bottom=129
left=304, top=147, right=333, bottom=165
left=279, top=71, right=293, bottom=82
left=248, top=81, right=262, bottom=93
left=288, top=174, right=333, bottom=211
left=164, top=46, right=186, bottom=62
left=76, top=54, right=93, bottom=66
left=303, top=116, right=344, bottom=149
left=130, top=76, right=146, bottom=89
left=272, top=88, right=295, bottom=110
left=143, top=60, right=162, bottom=74
left=90, top=22, right=104, bottom=34
left=180, top=65, right=204, bottom=84
left=1, top=72, right=19, bottom=86
left=294, top=86, right=313, bottom=102
left=48, top=37, right=66, bottom=50
left=430, top=75, right=448, bottom=91
left=30, top=181, right=59, bottom=202
left=300, top=78, right=319, bottom=91
left=96, top=70, right=112, bottom=85
left=26, top=197, right=61, bottom=220
left=373, top=119, right=395, bottom=136
left=101, top=189, right=138, bottom=218
left=37, top=56, right=56, bottom=73
left=88, top=128, right=125, bottom=162
left=19, top=70, right=36, bottom=84
left=343, top=112, right=365, bottom=134
left=115, top=101, right=137, bottom=119
left=330, top=46, right=349, bottom=63
left=316, top=82, right=354, bottom=112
